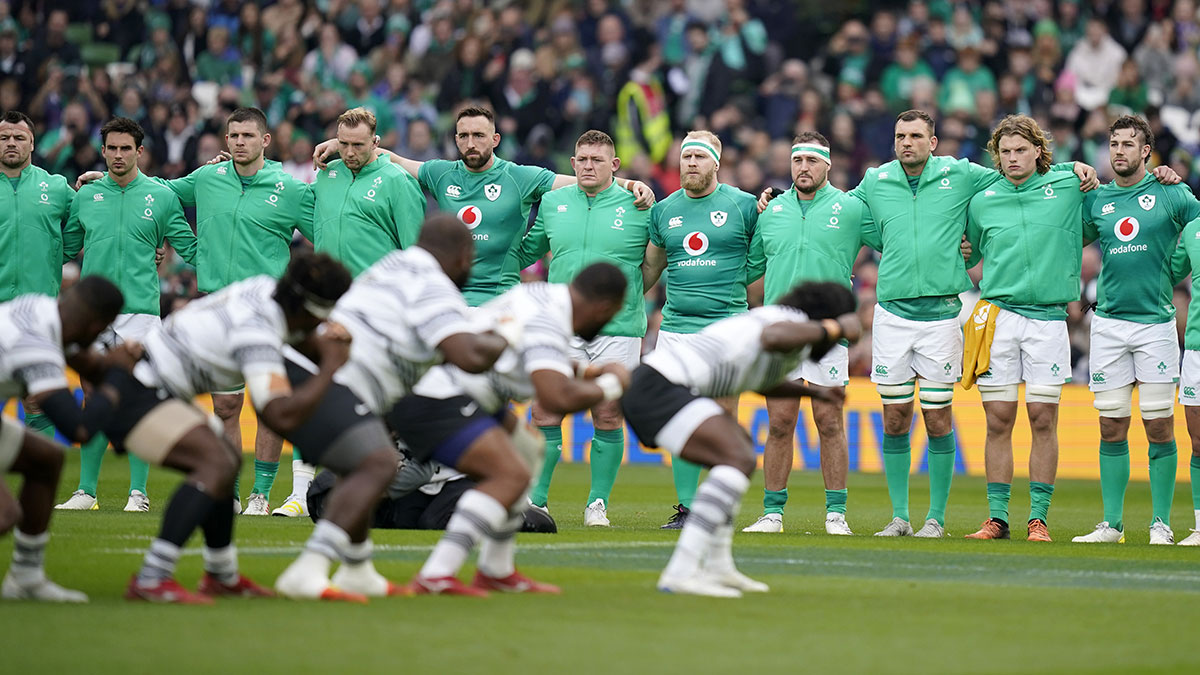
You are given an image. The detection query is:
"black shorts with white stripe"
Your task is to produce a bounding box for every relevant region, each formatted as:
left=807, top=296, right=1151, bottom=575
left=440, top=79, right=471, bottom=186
left=620, top=365, right=700, bottom=449
left=282, top=356, right=391, bottom=475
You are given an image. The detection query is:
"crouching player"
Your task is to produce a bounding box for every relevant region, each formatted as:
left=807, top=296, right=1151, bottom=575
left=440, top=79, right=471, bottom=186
left=622, top=281, right=860, bottom=597
left=106, top=253, right=353, bottom=603
left=1, top=277, right=127, bottom=602
left=404, top=262, right=629, bottom=594
left=274, top=215, right=512, bottom=598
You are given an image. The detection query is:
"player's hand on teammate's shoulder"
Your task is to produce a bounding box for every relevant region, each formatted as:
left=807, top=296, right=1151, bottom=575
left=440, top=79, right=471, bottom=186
left=1073, top=162, right=1099, bottom=192
left=960, top=235, right=972, bottom=264
left=312, top=138, right=338, bottom=171
left=630, top=180, right=656, bottom=210
left=1152, top=164, right=1182, bottom=185
left=74, top=170, right=104, bottom=189
left=205, top=151, right=232, bottom=166
left=756, top=187, right=780, bottom=214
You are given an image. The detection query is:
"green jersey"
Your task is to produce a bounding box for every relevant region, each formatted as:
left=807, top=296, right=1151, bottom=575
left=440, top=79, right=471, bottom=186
left=747, top=183, right=873, bottom=303
left=312, top=155, right=426, bottom=277
left=649, top=183, right=759, bottom=333
left=63, top=172, right=198, bottom=315
left=156, top=160, right=315, bottom=293
left=1082, top=172, right=1200, bottom=324
left=418, top=156, right=556, bottom=306
left=853, top=155, right=1076, bottom=321
left=514, top=181, right=650, bottom=337
left=0, top=165, right=73, bottom=301
left=965, top=171, right=1084, bottom=320
left=1174, top=218, right=1200, bottom=349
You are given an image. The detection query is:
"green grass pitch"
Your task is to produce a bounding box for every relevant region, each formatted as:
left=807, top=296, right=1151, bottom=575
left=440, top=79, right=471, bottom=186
left=3, top=455, right=1200, bottom=674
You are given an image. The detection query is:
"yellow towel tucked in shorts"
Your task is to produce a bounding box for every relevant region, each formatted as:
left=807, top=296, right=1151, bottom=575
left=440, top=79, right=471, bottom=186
left=961, top=299, right=998, bottom=389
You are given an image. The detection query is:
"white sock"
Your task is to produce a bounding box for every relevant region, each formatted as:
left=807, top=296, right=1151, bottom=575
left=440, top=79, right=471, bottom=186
left=138, top=539, right=182, bottom=583
left=291, top=460, right=315, bottom=498
left=477, top=513, right=523, bottom=578
left=342, top=539, right=372, bottom=566
left=662, top=465, right=749, bottom=580
left=202, top=545, right=239, bottom=584
left=305, top=519, right=351, bottom=562
left=704, top=523, right=738, bottom=575
left=9, top=530, right=49, bottom=582
left=420, top=489, right=506, bottom=579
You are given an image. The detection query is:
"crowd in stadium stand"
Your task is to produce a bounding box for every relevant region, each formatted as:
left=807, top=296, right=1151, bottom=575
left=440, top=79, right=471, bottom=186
left=5, top=0, right=1200, bottom=380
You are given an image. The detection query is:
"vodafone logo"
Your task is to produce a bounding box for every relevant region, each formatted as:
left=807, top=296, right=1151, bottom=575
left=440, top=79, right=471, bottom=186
left=1114, top=216, right=1139, bottom=242
left=457, top=205, right=483, bottom=230
left=683, top=231, right=709, bottom=256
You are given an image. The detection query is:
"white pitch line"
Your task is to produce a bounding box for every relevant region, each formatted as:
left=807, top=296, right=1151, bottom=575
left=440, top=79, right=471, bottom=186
left=95, top=539, right=677, bottom=556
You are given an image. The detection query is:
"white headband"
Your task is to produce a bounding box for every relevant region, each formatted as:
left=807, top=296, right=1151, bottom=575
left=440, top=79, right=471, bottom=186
left=681, top=139, right=720, bottom=164
left=792, top=143, right=831, bottom=165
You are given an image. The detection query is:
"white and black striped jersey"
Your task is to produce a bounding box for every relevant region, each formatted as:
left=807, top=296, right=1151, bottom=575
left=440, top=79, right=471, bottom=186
left=0, top=294, right=69, bottom=400
left=415, top=283, right=575, bottom=412
left=642, top=305, right=813, bottom=398
left=332, top=247, right=475, bottom=414
left=136, top=276, right=288, bottom=406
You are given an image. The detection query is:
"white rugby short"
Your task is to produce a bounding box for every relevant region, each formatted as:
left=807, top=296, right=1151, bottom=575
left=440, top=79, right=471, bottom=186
left=1177, top=350, right=1200, bottom=405
left=870, top=304, right=962, bottom=385
left=96, top=313, right=161, bottom=351
left=784, top=343, right=850, bottom=387
left=1088, top=315, right=1179, bottom=391
left=973, top=307, right=1070, bottom=386
left=568, top=335, right=641, bottom=369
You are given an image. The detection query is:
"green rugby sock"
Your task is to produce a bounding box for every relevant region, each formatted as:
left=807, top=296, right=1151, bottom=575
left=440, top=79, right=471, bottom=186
left=987, top=482, right=1011, bottom=523
left=251, top=460, right=279, bottom=498
left=825, top=489, right=847, bottom=514
left=671, top=458, right=702, bottom=508
left=1191, top=455, right=1200, bottom=510
left=1148, top=441, right=1177, bottom=526
left=586, top=428, right=624, bottom=504
left=763, top=488, right=788, bottom=515
left=77, top=433, right=108, bottom=497
left=882, top=433, right=911, bottom=521
left=1029, top=481, right=1054, bottom=523
left=529, top=426, right=562, bottom=508
left=1098, top=440, right=1129, bottom=530
left=926, top=432, right=955, bottom=526
left=24, top=412, right=55, bottom=438
left=128, top=454, right=149, bottom=495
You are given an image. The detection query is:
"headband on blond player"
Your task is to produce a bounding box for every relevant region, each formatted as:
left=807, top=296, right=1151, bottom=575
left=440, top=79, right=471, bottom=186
left=681, top=139, right=721, bottom=165
left=792, top=142, right=831, bottom=165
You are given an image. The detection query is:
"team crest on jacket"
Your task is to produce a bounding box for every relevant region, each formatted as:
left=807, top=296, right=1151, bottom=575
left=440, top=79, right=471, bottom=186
left=1139, top=194, right=1155, bottom=210
left=484, top=183, right=502, bottom=201
left=710, top=210, right=727, bottom=227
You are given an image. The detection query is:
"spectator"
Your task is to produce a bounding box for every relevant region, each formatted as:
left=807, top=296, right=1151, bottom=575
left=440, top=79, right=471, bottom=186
left=348, top=0, right=387, bottom=55
left=880, top=37, right=935, bottom=112
left=195, top=26, right=242, bottom=86
left=237, top=2, right=275, bottom=71
left=939, top=46, right=996, bottom=116
left=303, top=23, right=357, bottom=90
left=1108, top=59, right=1149, bottom=114
left=1064, top=17, right=1127, bottom=111
left=29, top=9, right=79, bottom=72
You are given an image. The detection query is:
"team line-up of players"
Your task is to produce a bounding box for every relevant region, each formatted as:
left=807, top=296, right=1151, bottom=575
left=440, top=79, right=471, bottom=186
left=1, top=102, right=1199, bottom=603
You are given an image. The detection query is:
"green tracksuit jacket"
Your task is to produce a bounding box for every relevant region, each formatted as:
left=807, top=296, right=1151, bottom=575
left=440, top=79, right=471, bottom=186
left=747, top=182, right=873, bottom=303
left=63, top=172, right=197, bottom=315
left=156, top=160, right=314, bottom=292
left=965, top=170, right=1084, bottom=320
left=312, top=155, right=426, bottom=277
left=0, top=165, right=72, bottom=300
left=514, top=180, right=650, bottom=337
